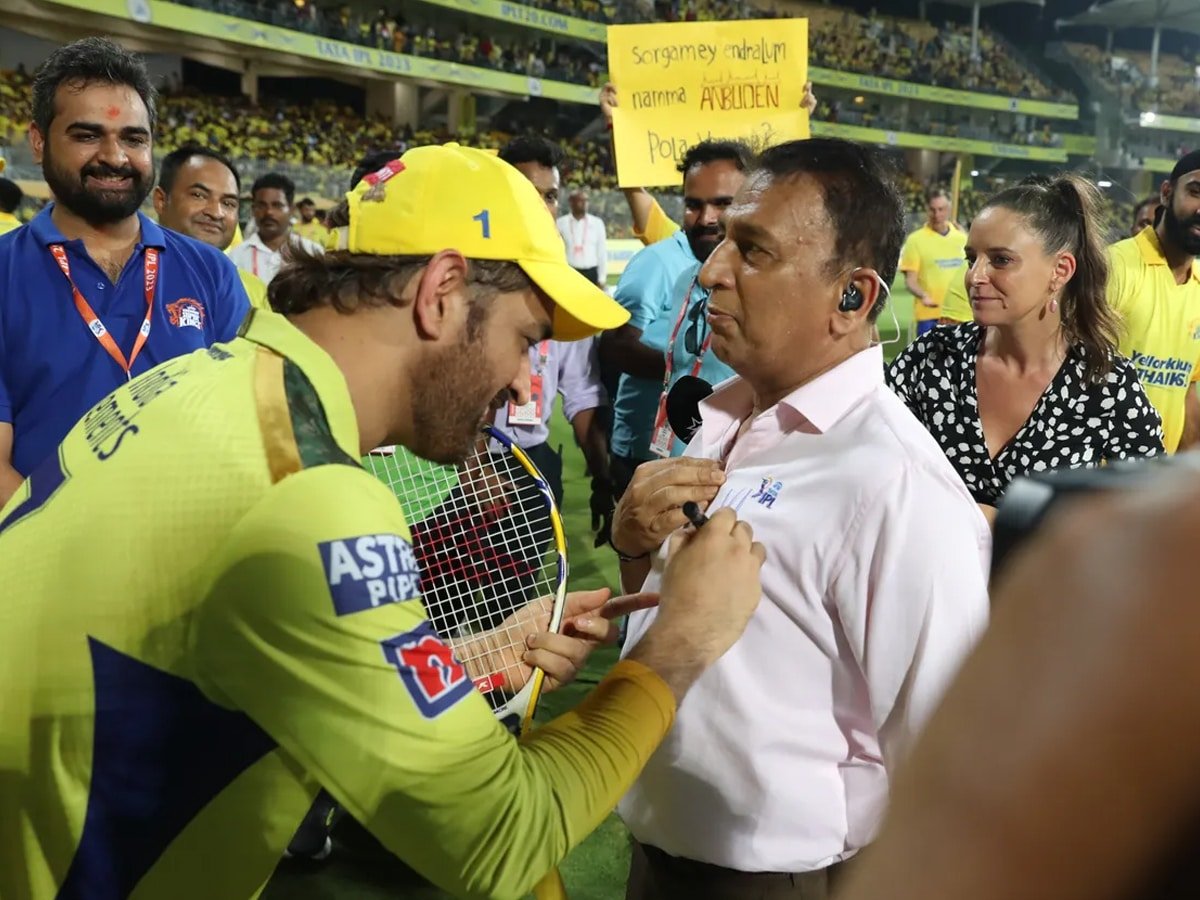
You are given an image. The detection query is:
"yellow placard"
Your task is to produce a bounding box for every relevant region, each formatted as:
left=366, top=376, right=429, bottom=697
left=608, top=20, right=809, bottom=188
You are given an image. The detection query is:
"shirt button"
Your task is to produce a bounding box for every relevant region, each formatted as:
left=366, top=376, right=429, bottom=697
left=96, top=282, right=105, bottom=290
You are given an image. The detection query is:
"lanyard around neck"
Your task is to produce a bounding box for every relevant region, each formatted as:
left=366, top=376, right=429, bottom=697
left=51, top=244, right=160, bottom=381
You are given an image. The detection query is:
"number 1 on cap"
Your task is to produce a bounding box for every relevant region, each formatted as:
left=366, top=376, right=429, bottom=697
left=473, top=209, right=491, bottom=239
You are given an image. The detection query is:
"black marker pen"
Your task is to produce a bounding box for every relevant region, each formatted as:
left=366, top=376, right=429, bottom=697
left=682, top=501, right=709, bottom=530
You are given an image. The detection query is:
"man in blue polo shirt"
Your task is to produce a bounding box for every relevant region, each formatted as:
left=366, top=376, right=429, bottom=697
left=645, top=264, right=738, bottom=458
left=600, top=141, right=752, bottom=497
left=0, top=38, right=249, bottom=505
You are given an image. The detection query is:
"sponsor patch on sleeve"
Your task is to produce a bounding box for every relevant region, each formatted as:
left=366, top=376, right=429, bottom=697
left=381, top=622, right=473, bottom=718
left=318, top=533, right=422, bottom=616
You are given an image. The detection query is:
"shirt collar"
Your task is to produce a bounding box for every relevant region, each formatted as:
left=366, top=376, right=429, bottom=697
left=924, top=222, right=959, bottom=238
left=238, top=309, right=362, bottom=457
left=699, top=344, right=885, bottom=444
left=670, top=227, right=698, bottom=263
left=244, top=232, right=275, bottom=253
left=30, top=205, right=166, bottom=250
left=1135, top=225, right=1200, bottom=283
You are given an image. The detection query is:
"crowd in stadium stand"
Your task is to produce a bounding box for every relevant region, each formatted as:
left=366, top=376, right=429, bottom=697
left=801, top=4, right=1071, bottom=102
left=1066, top=41, right=1200, bottom=118
left=180, top=0, right=606, bottom=85
left=171, top=0, right=1070, bottom=102
left=817, top=97, right=1071, bottom=147
left=0, top=61, right=1136, bottom=241
left=0, top=57, right=1143, bottom=245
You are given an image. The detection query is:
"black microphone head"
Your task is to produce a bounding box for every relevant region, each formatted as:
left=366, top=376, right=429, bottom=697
left=666, top=375, right=714, bottom=445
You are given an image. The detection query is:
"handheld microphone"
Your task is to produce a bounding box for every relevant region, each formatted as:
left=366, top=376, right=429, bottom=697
left=666, top=375, right=714, bottom=445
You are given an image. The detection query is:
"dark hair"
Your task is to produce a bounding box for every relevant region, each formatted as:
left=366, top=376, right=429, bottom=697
left=498, top=135, right=564, bottom=171
left=298, top=197, right=315, bottom=207
left=1132, top=195, right=1159, bottom=229
left=926, top=187, right=951, bottom=203
left=756, top=138, right=905, bottom=322
left=270, top=244, right=530, bottom=341
left=676, top=140, right=756, bottom=177
left=158, top=145, right=240, bottom=193
left=0, top=178, right=22, bottom=214
left=350, top=150, right=403, bottom=190
left=983, top=174, right=1118, bottom=383
left=32, top=37, right=157, bottom=134
left=251, top=172, right=295, bottom=206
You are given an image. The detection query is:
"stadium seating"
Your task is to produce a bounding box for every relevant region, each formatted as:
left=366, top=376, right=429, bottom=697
left=0, top=64, right=1120, bottom=239
left=1065, top=42, right=1200, bottom=118
left=169, top=0, right=1072, bottom=100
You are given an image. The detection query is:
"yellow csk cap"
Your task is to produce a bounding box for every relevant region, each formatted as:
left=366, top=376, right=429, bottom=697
left=327, top=142, right=627, bottom=341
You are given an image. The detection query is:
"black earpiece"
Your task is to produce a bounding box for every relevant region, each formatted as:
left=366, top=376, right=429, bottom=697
left=838, top=283, right=864, bottom=312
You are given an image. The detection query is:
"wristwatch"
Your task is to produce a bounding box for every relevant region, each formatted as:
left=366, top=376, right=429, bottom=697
left=608, top=536, right=649, bottom=562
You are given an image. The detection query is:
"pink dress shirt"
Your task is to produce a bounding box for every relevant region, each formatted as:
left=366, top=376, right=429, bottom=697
left=619, top=345, right=990, bottom=873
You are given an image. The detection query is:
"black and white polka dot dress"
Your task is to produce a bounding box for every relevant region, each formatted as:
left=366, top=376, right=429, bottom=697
left=886, top=323, right=1165, bottom=505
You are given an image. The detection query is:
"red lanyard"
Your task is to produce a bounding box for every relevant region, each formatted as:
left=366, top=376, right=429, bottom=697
left=662, top=276, right=712, bottom=394
left=534, top=339, right=550, bottom=375
left=51, top=244, right=159, bottom=381
left=569, top=217, right=588, bottom=254
left=250, top=245, right=260, bottom=278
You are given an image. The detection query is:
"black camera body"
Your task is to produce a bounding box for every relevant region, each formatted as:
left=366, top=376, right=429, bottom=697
left=992, top=454, right=1199, bottom=576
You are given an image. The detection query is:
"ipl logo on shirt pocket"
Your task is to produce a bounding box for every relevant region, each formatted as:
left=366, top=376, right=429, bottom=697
left=751, top=476, right=783, bottom=509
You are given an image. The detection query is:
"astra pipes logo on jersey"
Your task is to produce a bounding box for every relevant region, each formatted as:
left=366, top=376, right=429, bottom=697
left=319, top=532, right=422, bottom=615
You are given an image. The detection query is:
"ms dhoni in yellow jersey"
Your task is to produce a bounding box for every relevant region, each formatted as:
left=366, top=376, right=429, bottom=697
left=900, top=190, right=967, bottom=335
left=1108, top=151, right=1200, bottom=453
left=0, top=143, right=766, bottom=900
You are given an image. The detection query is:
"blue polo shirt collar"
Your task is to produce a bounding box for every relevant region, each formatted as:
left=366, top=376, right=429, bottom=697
left=29, top=205, right=167, bottom=250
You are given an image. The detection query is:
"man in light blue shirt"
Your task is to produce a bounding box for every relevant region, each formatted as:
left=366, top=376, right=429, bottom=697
left=601, top=141, right=753, bottom=497
left=645, top=264, right=737, bottom=457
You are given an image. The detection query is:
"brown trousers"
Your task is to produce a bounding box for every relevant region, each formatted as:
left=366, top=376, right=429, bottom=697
left=625, top=840, right=850, bottom=900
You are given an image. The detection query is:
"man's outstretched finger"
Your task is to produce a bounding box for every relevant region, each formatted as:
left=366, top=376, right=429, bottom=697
left=601, top=591, right=661, bottom=619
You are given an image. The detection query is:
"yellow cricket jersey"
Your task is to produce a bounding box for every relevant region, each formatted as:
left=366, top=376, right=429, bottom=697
left=939, top=261, right=973, bottom=323
left=634, top=197, right=679, bottom=247
left=0, top=309, right=675, bottom=900
left=899, top=224, right=968, bottom=323
left=1108, top=226, right=1200, bottom=453
left=238, top=268, right=269, bottom=311
left=0, top=210, right=21, bottom=236
left=293, top=220, right=329, bottom=244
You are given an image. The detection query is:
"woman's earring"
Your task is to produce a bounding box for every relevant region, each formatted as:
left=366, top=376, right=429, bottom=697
left=1050, top=297, right=1059, bottom=313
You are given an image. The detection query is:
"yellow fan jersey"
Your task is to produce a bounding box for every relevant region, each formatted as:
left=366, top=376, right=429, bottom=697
left=238, top=269, right=269, bottom=311
left=0, top=309, right=675, bottom=900
left=1108, top=227, right=1200, bottom=453
left=293, top=219, right=330, bottom=245
left=634, top=197, right=679, bottom=247
left=938, top=261, right=973, bottom=324
left=899, top=223, right=968, bottom=323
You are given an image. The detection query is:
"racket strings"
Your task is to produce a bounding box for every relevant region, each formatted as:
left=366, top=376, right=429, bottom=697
left=365, top=441, right=560, bottom=712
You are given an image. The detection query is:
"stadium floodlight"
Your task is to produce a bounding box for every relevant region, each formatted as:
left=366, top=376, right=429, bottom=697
left=1141, top=111, right=1158, bottom=125
left=970, top=169, right=980, bottom=176
left=1098, top=180, right=1114, bottom=188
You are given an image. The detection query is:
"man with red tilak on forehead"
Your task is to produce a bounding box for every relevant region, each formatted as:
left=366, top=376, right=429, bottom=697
left=0, top=37, right=249, bottom=507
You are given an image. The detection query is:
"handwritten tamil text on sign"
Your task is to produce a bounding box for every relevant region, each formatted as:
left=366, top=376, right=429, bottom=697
left=608, top=19, right=809, bottom=187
